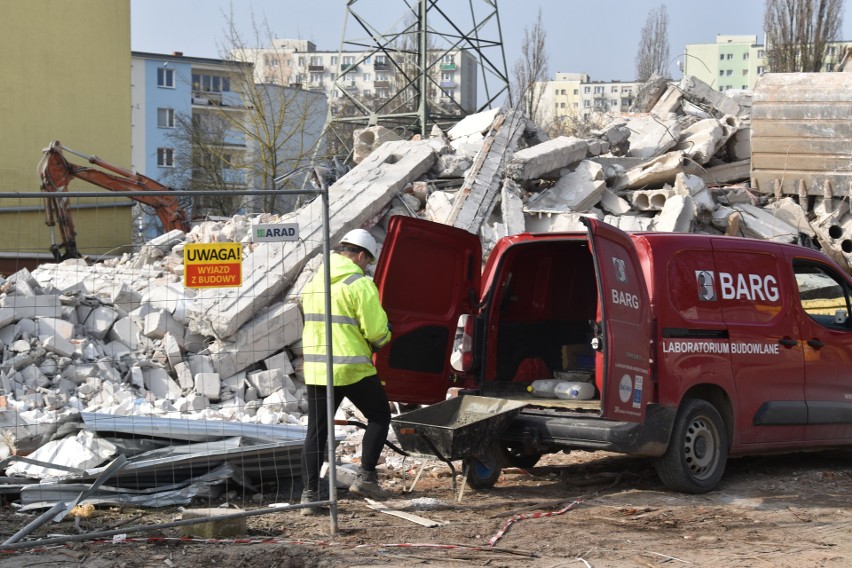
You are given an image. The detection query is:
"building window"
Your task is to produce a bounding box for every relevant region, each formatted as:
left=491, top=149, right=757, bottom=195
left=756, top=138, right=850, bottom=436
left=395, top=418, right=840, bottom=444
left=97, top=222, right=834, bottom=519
left=157, top=67, right=175, bottom=88
left=310, top=56, right=322, bottom=66
left=743, top=53, right=749, bottom=60
left=192, top=73, right=230, bottom=93
left=363, top=73, right=371, bottom=82
left=573, top=89, right=578, bottom=95
left=441, top=72, right=453, bottom=81
left=363, top=56, right=372, bottom=65
left=584, top=86, right=590, bottom=93
left=560, top=102, right=566, bottom=108
left=442, top=54, right=455, bottom=64
left=157, top=148, right=174, bottom=167
left=560, top=89, right=566, bottom=95
left=375, top=55, right=386, bottom=65
left=719, top=70, right=725, bottom=76
left=726, top=69, right=733, bottom=76
left=742, top=69, right=748, bottom=76
left=719, top=54, right=725, bottom=61
left=583, top=100, right=591, bottom=107
left=758, top=49, right=765, bottom=58
left=826, top=63, right=835, bottom=71
left=829, top=46, right=837, bottom=56
left=157, top=108, right=175, bottom=128
left=342, top=56, right=355, bottom=65
left=594, top=86, right=604, bottom=93
left=298, top=56, right=306, bottom=66
left=612, top=86, right=618, bottom=92
left=727, top=53, right=734, bottom=60
left=331, top=56, right=338, bottom=66
left=757, top=65, right=766, bottom=74
left=611, top=99, right=617, bottom=106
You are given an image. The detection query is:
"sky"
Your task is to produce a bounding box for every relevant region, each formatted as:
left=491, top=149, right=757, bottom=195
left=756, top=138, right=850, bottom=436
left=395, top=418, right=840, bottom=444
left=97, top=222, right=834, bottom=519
left=131, top=0, right=852, bottom=82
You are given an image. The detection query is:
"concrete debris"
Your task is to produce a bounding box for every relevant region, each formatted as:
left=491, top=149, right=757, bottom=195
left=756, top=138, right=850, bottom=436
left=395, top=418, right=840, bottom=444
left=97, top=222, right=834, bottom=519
left=0, top=71, right=848, bottom=507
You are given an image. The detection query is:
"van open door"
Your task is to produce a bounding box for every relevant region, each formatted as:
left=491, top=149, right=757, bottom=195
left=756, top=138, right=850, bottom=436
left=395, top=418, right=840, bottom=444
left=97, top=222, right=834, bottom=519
left=583, top=218, right=652, bottom=422
left=373, top=217, right=482, bottom=405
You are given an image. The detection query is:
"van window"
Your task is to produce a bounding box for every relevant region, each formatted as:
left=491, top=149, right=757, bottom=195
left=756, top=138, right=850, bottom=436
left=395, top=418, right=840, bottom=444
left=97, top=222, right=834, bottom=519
left=794, top=261, right=851, bottom=329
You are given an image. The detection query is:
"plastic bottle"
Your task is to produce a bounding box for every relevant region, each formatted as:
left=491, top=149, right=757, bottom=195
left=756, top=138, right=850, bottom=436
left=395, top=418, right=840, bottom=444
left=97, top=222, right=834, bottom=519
left=554, top=381, right=596, bottom=400
left=527, top=379, right=561, bottom=398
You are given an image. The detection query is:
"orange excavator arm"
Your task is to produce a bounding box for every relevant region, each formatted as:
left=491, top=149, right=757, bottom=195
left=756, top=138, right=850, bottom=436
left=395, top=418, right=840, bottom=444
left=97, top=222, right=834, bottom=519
left=38, top=140, right=191, bottom=260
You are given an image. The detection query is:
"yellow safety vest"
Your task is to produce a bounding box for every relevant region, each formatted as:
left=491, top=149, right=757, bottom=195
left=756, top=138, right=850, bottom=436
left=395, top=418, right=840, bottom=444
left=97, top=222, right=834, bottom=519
left=301, top=253, right=391, bottom=386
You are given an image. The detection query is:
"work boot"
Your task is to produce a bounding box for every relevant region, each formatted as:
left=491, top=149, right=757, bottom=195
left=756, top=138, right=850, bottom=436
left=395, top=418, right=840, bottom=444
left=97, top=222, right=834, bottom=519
left=348, top=468, right=389, bottom=500
left=299, top=489, right=320, bottom=516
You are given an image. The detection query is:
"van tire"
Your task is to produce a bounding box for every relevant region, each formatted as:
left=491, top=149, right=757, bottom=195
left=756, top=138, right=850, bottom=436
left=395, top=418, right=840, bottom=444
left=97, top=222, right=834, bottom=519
left=464, top=443, right=503, bottom=489
left=653, top=399, right=728, bottom=494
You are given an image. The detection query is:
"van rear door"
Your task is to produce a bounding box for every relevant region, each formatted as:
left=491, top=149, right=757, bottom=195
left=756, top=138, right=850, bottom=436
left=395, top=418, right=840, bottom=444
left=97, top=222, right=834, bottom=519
left=583, top=218, right=653, bottom=422
left=373, top=217, right=482, bottom=405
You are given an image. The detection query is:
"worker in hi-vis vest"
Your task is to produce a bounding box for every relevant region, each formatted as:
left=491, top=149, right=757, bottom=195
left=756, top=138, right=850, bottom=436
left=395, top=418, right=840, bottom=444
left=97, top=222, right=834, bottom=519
left=299, top=229, right=392, bottom=514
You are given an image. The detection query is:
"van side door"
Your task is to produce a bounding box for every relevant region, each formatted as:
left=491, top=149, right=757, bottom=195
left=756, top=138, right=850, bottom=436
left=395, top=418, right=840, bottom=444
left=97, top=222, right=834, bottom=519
left=712, top=239, right=805, bottom=444
left=583, top=218, right=652, bottom=422
left=789, top=257, right=852, bottom=442
left=373, top=216, right=482, bottom=405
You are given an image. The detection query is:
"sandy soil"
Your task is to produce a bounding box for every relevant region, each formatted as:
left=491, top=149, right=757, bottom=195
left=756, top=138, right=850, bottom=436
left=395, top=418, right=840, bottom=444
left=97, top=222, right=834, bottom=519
left=0, top=445, right=851, bottom=567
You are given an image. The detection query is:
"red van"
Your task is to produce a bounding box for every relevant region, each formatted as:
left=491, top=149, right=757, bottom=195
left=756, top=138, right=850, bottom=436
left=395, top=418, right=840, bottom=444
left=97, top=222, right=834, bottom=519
left=373, top=216, right=852, bottom=493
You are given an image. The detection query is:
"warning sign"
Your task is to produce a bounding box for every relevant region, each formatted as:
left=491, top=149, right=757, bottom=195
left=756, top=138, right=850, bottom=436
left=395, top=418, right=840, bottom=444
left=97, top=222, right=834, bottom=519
left=184, top=243, right=243, bottom=289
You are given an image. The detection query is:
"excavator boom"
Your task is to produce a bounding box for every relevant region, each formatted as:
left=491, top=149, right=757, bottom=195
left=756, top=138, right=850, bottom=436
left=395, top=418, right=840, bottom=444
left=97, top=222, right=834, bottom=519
left=38, top=140, right=191, bottom=260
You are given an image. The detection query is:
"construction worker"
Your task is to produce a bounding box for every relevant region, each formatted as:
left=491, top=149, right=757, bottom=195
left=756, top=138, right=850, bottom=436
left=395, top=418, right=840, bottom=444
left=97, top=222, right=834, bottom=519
left=299, top=228, right=393, bottom=514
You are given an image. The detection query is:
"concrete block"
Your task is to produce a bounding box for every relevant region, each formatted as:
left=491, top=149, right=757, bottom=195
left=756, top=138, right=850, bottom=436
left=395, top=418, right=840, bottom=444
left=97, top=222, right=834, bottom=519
left=447, top=108, right=500, bottom=140
left=83, top=305, right=119, bottom=340
left=37, top=317, right=75, bottom=341
left=14, top=318, right=37, bottom=339
left=615, top=151, right=694, bottom=191
left=41, top=335, right=75, bottom=358
left=353, top=125, right=402, bottom=164
left=102, top=340, right=131, bottom=359
left=507, top=136, right=589, bottom=180
left=110, top=283, right=142, bottom=313
left=425, top=191, right=455, bottom=223
left=680, top=74, right=743, bottom=117
left=653, top=194, right=696, bottom=233
left=189, top=354, right=215, bottom=377
left=631, top=188, right=676, bottom=211
left=676, top=116, right=737, bottom=165
left=0, top=324, right=15, bottom=344
left=623, top=115, right=681, bottom=159
left=501, top=180, right=526, bottom=236
left=731, top=203, right=800, bottom=243
left=264, top=351, right=295, bottom=376
left=0, top=295, right=63, bottom=320
left=603, top=214, right=655, bottom=232
left=143, top=367, right=182, bottom=401
left=524, top=211, right=594, bottom=233
left=143, top=309, right=184, bottom=340
left=263, top=387, right=301, bottom=414
left=174, top=361, right=194, bottom=390
left=674, top=173, right=715, bottom=214
left=180, top=508, right=247, bottom=539
left=109, top=317, right=142, bottom=350
left=194, top=372, right=220, bottom=401
left=162, top=332, right=183, bottom=370
left=600, top=188, right=632, bottom=216
left=247, top=368, right=284, bottom=398
left=524, top=160, right=606, bottom=214
left=725, top=126, right=751, bottom=161
left=208, top=302, right=303, bottom=378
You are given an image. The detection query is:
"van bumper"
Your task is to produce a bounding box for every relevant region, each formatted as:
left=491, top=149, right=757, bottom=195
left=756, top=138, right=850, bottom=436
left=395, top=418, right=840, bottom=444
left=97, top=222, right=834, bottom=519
left=500, top=404, right=676, bottom=457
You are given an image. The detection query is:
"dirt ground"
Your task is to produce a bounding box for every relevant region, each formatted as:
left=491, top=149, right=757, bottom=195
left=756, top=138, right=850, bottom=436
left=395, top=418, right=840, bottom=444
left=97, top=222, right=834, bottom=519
left=0, top=446, right=851, bottom=568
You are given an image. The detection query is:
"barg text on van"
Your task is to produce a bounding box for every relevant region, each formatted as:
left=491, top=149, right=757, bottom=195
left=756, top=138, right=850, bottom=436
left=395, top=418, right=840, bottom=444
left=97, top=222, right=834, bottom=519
left=662, top=340, right=780, bottom=355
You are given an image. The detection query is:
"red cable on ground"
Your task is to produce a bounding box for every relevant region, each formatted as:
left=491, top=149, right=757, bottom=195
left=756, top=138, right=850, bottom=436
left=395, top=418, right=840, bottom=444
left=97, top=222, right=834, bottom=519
left=488, top=497, right=584, bottom=547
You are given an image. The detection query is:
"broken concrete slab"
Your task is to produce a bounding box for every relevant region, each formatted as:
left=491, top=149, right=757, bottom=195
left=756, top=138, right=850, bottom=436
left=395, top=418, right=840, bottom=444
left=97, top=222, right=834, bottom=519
left=524, top=160, right=606, bottom=214
left=187, top=139, right=436, bottom=339
left=506, top=135, right=589, bottom=181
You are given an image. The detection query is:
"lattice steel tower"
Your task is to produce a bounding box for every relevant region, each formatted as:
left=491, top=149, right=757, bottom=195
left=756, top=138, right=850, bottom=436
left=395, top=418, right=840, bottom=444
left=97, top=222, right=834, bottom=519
left=322, top=0, right=510, bottom=160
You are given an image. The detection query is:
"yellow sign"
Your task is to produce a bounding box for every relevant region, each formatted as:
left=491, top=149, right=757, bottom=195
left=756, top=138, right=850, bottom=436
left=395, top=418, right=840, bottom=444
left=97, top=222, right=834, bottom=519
left=184, top=243, right=242, bottom=289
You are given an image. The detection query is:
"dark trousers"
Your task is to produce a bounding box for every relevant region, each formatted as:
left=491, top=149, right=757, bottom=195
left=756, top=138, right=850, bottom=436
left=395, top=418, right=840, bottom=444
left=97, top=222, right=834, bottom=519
left=300, top=375, right=391, bottom=493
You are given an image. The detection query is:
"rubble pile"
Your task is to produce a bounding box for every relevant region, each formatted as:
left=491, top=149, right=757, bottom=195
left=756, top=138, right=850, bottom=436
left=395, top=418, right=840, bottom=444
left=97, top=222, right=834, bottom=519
left=0, top=73, right=848, bottom=503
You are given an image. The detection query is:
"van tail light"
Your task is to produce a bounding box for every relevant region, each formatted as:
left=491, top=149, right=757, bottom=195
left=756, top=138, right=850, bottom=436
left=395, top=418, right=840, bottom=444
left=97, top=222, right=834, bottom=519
left=450, top=314, right=475, bottom=372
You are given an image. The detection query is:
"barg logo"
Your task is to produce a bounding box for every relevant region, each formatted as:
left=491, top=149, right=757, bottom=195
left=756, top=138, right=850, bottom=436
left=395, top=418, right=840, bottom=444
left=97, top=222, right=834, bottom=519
left=618, top=374, right=633, bottom=403
left=696, top=270, right=716, bottom=301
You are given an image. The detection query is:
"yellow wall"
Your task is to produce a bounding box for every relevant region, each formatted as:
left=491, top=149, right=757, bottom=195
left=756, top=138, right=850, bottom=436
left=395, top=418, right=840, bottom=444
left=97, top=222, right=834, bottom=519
left=0, top=0, right=132, bottom=263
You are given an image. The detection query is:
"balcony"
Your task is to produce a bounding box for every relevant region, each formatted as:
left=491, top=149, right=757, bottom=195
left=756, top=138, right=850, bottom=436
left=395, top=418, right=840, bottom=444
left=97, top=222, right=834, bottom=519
left=440, top=63, right=457, bottom=71
left=308, top=64, right=324, bottom=72
left=373, top=80, right=390, bottom=88
left=341, top=63, right=359, bottom=72
left=439, top=80, right=456, bottom=89
left=374, top=62, right=390, bottom=71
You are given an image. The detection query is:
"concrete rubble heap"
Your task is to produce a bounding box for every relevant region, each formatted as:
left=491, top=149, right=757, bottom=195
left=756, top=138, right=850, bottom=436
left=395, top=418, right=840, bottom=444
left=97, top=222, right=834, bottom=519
left=0, top=73, right=848, bottom=504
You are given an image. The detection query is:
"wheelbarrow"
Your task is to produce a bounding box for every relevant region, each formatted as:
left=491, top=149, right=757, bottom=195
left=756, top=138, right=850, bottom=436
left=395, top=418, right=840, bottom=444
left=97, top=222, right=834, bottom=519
left=390, top=395, right=527, bottom=498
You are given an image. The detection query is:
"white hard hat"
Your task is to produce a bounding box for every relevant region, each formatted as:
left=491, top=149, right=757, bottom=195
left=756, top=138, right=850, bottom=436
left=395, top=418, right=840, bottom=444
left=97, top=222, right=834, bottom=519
left=339, top=229, right=378, bottom=260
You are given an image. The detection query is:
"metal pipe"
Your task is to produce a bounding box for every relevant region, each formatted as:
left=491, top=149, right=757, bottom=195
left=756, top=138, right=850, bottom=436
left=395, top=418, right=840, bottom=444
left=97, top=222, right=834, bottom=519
left=2, top=502, right=67, bottom=546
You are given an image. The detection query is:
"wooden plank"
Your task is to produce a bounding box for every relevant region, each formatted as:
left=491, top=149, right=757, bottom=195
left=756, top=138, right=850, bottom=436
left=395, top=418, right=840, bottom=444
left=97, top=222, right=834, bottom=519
left=363, top=499, right=445, bottom=527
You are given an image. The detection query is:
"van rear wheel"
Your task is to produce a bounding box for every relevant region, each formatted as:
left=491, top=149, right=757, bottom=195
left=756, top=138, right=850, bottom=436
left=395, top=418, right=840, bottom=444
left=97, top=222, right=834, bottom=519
left=653, top=399, right=727, bottom=494
left=501, top=445, right=542, bottom=469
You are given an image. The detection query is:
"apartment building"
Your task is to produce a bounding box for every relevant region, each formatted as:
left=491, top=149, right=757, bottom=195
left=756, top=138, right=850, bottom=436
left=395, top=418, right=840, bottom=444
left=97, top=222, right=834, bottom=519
left=536, top=73, right=642, bottom=128
left=684, top=34, right=850, bottom=91
left=0, top=0, right=132, bottom=271
left=240, top=39, right=478, bottom=113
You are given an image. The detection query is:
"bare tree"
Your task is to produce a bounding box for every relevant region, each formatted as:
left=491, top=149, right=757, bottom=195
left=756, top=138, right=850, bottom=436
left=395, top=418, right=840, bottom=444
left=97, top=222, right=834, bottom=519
left=635, top=4, right=671, bottom=81
left=511, top=9, right=549, bottom=123
left=163, top=10, right=326, bottom=217
left=764, top=0, right=844, bottom=72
